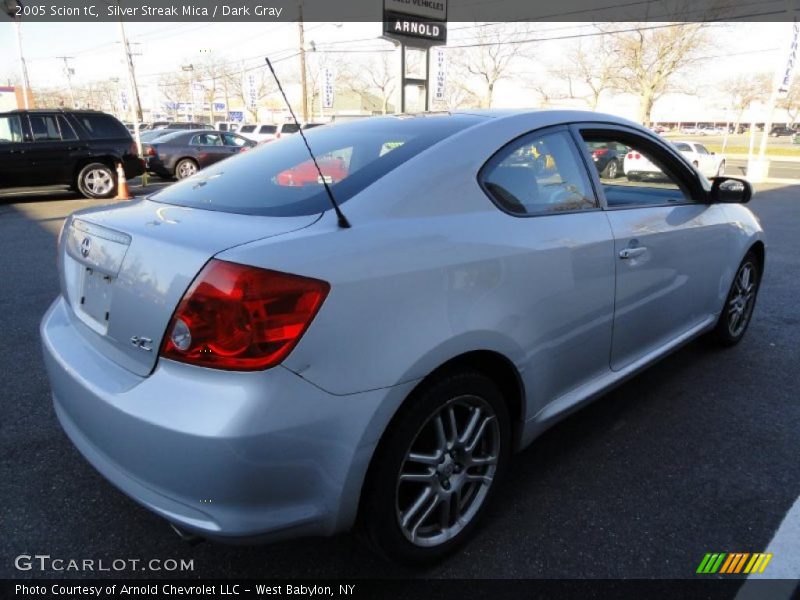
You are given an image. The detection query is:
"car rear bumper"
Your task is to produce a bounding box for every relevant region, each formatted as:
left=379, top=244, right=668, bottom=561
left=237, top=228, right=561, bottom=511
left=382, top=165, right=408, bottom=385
left=123, top=156, right=145, bottom=179
left=40, top=296, right=406, bottom=542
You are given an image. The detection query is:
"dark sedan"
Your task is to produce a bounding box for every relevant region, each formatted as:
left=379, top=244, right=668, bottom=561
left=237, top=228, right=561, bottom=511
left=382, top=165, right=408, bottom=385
left=143, top=130, right=256, bottom=179
left=585, top=141, right=628, bottom=179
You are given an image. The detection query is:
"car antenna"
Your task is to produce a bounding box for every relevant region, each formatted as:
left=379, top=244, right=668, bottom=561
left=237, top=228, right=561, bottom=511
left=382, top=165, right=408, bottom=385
left=264, top=57, right=351, bottom=229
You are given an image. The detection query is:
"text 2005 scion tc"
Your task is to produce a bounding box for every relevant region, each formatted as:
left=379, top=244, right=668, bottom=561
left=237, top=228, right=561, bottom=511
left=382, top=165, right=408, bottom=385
left=41, top=111, right=764, bottom=564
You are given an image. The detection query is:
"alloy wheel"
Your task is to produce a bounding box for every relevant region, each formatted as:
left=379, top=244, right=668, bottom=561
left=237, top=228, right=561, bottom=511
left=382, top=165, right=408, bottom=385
left=727, top=261, right=757, bottom=338
left=177, top=161, right=197, bottom=179
left=396, top=395, right=500, bottom=548
left=84, top=169, right=114, bottom=196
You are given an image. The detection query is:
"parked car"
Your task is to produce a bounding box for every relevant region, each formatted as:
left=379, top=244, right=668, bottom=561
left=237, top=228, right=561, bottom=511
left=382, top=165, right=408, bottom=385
left=769, top=125, right=795, bottom=137
left=41, top=111, right=764, bottom=564
left=149, top=121, right=214, bottom=131
left=0, top=109, right=143, bottom=198
left=671, top=140, right=726, bottom=178
left=215, top=122, right=241, bottom=133
left=275, top=155, right=349, bottom=186
left=240, top=122, right=302, bottom=144
left=585, top=141, right=628, bottom=178
left=143, top=129, right=256, bottom=179
left=138, top=128, right=185, bottom=143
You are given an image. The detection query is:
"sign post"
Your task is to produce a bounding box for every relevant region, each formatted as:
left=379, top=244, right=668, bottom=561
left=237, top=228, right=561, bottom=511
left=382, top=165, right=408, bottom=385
left=382, top=0, right=447, bottom=113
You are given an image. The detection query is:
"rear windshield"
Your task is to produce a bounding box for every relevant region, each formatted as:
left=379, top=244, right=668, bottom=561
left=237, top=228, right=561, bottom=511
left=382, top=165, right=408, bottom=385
left=73, top=113, right=130, bottom=139
left=259, top=125, right=278, bottom=134
left=673, top=142, right=692, bottom=151
left=151, top=114, right=483, bottom=217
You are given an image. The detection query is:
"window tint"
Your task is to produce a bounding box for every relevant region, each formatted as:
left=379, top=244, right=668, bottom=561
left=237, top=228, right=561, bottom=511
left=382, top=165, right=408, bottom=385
left=281, top=123, right=300, bottom=134
left=28, top=114, right=61, bottom=141
left=74, top=113, right=129, bottom=139
left=580, top=133, right=691, bottom=207
left=259, top=125, right=277, bottom=134
left=0, top=115, right=24, bottom=143
left=218, top=123, right=229, bottom=131
left=222, top=133, right=249, bottom=147
left=481, top=129, right=596, bottom=215
left=673, top=142, right=692, bottom=152
left=57, top=115, right=78, bottom=141
left=696, top=144, right=710, bottom=155
left=151, top=114, right=483, bottom=216
left=240, top=125, right=256, bottom=133
left=191, top=133, right=222, bottom=146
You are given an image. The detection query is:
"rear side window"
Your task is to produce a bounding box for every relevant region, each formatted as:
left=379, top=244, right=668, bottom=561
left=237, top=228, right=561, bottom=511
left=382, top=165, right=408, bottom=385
left=73, top=113, right=129, bottom=139
left=0, top=115, right=24, bottom=143
left=259, top=125, right=277, bottom=134
left=57, top=115, right=78, bottom=141
left=281, top=123, right=300, bottom=134
left=28, top=114, right=61, bottom=141
left=151, top=114, right=483, bottom=217
left=673, top=142, right=692, bottom=152
left=240, top=125, right=256, bottom=133
left=481, top=129, right=596, bottom=215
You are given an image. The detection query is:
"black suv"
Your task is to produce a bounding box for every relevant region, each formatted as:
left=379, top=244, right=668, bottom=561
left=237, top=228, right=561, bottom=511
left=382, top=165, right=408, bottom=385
left=0, top=109, right=144, bottom=199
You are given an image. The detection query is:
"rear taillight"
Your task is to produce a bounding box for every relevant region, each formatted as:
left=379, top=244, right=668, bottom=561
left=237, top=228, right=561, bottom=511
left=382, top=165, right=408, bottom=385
left=160, top=260, right=330, bottom=371
left=592, top=149, right=608, bottom=157
left=145, top=145, right=156, bottom=156
left=626, top=152, right=641, bottom=159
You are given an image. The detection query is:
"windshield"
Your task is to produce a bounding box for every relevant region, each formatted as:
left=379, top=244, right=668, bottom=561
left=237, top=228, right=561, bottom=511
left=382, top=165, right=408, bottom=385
left=151, top=114, right=483, bottom=217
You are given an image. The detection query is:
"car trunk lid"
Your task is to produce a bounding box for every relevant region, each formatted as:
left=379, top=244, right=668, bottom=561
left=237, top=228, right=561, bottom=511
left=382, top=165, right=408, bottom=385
left=59, top=199, right=320, bottom=376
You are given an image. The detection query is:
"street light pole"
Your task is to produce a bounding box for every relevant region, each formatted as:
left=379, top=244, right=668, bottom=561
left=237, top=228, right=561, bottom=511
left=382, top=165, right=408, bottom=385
left=298, top=0, right=309, bottom=123
left=57, top=56, right=76, bottom=108
left=13, top=20, right=32, bottom=108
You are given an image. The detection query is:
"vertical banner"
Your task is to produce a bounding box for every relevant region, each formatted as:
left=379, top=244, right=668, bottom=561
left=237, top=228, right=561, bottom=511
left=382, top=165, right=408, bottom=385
left=432, top=46, right=446, bottom=104
left=322, top=67, right=335, bottom=109
left=778, top=19, right=800, bottom=95
left=244, top=72, right=258, bottom=110
left=191, top=82, right=204, bottom=109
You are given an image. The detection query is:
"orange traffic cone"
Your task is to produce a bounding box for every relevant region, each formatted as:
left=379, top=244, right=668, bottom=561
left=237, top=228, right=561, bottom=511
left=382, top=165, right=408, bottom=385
left=115, top=162, right=132, bottom=201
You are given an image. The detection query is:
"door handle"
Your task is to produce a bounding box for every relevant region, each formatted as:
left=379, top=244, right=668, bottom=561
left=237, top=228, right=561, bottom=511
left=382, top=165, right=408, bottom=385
left=619, top=247, right=647, bottom=260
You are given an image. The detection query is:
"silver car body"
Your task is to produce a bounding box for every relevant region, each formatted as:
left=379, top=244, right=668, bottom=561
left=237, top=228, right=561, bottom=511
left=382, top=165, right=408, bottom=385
left=41, top=110, right=765, bottom=542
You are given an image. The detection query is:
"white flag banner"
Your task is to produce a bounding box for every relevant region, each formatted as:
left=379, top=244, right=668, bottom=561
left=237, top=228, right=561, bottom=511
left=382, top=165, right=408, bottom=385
left=778, top=20, right=800, bottom=95
left=432, top=47, right=447, bottom=104
left=191, top=82, right=204, bottom=109
left=243, top=72, right=258, bottom=109
left=322, top=67, right=336, bottom=109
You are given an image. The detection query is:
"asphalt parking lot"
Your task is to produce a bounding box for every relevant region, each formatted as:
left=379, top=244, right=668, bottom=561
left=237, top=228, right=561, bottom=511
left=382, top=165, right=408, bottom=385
left=1, top=183, right=799, bottom=581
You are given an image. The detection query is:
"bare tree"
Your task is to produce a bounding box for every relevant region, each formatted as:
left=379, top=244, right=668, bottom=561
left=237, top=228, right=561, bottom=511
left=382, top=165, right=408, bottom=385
left=604, top=22, right=710, bottom=125
left=778, top=78, right=800, bottom=127
left=157, top=72, right=192, bottom=120
left=451, top=24, right=533, bottom=109
left=723, top=73, right=771, bottom=130
left=560, top=38, right=617, bottom=110
left=339, top=52, right=397, bottom=114
left=226, top=66, right=276, bottom=121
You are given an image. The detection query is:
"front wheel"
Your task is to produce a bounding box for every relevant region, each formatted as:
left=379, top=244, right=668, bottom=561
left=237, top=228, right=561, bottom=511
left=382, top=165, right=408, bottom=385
left=359, top=371, right=511, bottom=564
left=712, top=251, right=761, bottom=346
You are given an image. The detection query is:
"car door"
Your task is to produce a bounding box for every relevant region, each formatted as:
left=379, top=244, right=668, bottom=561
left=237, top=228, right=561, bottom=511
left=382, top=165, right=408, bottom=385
left=190, top=132, right=229, bottom=167
left=576, top=125, right=730, bottom=371
left=0, top=113, right=31, bottom=188
left=479, top=126, right=616, bottom=411
left=221, top=132, right=254, bottom=155
left=25, top=113, right=75, bottom=185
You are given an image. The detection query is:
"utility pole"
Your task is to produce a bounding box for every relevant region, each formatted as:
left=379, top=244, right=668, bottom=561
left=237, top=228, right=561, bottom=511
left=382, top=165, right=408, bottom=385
left=57, top=56, right=76, bottom=108
left=4, top=0, right=32, bottom=109
left=298, top=0, right=308, bottom=122
left=117, top=10, right=144, bottom=156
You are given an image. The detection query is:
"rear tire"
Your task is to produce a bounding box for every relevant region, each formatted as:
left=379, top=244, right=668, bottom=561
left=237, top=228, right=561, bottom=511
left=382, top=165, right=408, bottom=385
left=601, top=159, right=620, bottom=179
left=359, top=370, right=511, bottom=565
left=175, top=158, right=198, bottom=180
left=76, top=162, right=116, bottom=199
left=711, top=251, right=761, bottom=346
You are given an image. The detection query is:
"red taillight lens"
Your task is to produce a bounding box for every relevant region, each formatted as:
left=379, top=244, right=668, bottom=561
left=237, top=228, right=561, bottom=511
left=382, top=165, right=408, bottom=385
left=592, top=149, right=608, bottom=157
left=160, top=260, right=330, bottom=371
left=626, top=153, right=633, bottom=159
left=635, top=153, right=641, bottom=159
left=145, top=145, right=156, bottom=156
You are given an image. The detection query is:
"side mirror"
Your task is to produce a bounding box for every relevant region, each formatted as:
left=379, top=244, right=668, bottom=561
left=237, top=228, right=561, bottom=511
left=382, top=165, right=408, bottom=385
left=709, top=176, right=753, bottom=204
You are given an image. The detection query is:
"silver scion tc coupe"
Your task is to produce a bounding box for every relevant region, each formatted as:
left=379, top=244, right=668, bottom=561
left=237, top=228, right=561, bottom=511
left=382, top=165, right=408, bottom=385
left=41, top=110, right=764, bottom=564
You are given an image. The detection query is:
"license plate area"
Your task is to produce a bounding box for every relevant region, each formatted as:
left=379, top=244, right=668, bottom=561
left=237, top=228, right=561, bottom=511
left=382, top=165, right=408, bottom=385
left=78, top=267, right=114, bottom=333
